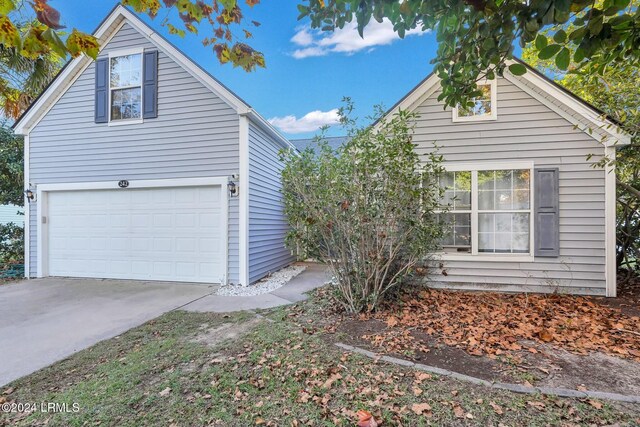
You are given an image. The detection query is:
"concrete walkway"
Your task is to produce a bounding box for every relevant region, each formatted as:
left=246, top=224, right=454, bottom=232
left=0, top=263, right=329, bottom=386
left=183, top=262, right=330, bottom=312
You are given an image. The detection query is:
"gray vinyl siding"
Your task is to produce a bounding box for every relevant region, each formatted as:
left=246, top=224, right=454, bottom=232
left=27, top=22, right=241, bottom=283
left=412, top=77, right=607, bottom=295
left=247, top=120, right=294, bottom=284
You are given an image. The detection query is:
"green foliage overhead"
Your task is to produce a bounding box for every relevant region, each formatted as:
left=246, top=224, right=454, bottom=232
left=297, top=0, right=640, bottom=108
left=522, top=8, right=640, bottom=272
left=0, top=0, right=264, bottom=71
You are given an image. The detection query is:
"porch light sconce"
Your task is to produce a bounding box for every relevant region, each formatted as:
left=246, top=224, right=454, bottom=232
left=24, top=188, right=36, bottom=203
left=228, top=180, right=238, bottom=197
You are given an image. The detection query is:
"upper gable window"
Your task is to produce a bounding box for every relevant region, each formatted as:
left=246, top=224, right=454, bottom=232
left=452, top=79, right=498, bottom=122
left=110, top=53, right=142, bottom=122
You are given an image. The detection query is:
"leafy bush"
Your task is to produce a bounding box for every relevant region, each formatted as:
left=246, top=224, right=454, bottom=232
left=281, top=105, right=444, bottom=313
left=0, top=222, right=24, bottom=266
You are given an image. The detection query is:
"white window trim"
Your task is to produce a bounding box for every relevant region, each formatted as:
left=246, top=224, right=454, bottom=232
left=452, top=79, right=498, bottom=123
left=107, top=47, right=144, bottom=126
left=437, top=161, right=535, bottom=263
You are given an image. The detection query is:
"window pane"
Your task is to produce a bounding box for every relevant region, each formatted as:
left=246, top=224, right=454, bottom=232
left=479, top=169, right=530, bottom=211
left=439, top=171, right=471, bottom=210
left=439, top=213, right=471, bottom=252
left=453, top=171, right=471, bottom=209
left=111, top=88, right=142, bottom=120
left=458, top=84, right=492, bottom=117
left=514, top=189, right=530, bottom=209
left=514, top=170, right=530, bottom=189
left=495, top=189, right=513, bottom=210
left=478, top=213, right=530, bottom=253
left=110, top=54, right=142, bottom=87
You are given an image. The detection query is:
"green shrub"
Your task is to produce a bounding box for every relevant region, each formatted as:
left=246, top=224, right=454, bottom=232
left=281, top=105, right=444, bottom=313
left=1, top=222, right=24, bottom=266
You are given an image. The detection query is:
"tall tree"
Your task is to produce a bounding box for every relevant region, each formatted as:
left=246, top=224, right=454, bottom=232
left=0, top=124, right=22, bottom=207
left=0, top=32, right=63, bottom=119
left=521, top=12, right=640, bottom=271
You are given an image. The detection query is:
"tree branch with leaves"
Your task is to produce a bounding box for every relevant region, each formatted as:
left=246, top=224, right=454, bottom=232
left=0, top=0, right=264, bottom=71
left=297, top=0, right=640, bottom=108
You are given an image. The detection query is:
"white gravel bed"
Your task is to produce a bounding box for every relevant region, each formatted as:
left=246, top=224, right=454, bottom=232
left=216, top=264, right=307, bottom=297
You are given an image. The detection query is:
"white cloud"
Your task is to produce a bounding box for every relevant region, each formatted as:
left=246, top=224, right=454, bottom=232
left=291, top=46, right=328, bottom=59
left=290, top=19, right=427, bottom=59
left=268, top=109, right=340, bottom=134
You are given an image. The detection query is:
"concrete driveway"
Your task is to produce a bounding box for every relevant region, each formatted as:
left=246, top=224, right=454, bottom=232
left=0, top=278, right=214, bottom=386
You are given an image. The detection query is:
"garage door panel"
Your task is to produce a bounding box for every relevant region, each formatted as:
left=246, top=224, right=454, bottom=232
left=47, top=185, right=224, bottom=283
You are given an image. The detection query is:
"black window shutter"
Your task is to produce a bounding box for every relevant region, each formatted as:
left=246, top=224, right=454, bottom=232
left=94, top=57, right=108, bottom=123
left=143, top=50, right=158, bottom=119
left=534, top=168, right=560, bottom=257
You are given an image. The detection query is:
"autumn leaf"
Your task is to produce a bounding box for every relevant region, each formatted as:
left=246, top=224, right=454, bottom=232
left=32, top=0, right=65, bottom=29
left=453, top=404, right=465, bottom=418
left=411, top=402, right=432, bottom=415
left=0, top=0, right=16, bottom=15
left=538, top=329, right=554, bottom=342
left=356, top=409, right=378, bottom=427
left=587, top=399, right=603, bottom=409
left=489, top=401, right=504, bottom=415
left=66, top=29, right=99, bottom=59
left=527, top=400, right=546, bottom=410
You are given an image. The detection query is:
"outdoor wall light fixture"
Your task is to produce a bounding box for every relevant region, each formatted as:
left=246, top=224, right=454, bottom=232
left=24, top=188, right=36, bottom=202
left=228, top=180, right=238, bottom=197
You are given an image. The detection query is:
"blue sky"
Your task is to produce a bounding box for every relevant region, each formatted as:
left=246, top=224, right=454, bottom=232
left=55, top=1, right=441, bottom=138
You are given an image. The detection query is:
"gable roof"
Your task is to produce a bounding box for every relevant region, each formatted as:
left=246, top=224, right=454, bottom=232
left=378, top=58, right=631, bottom=147
left=12, top=5, right=292, bottom=149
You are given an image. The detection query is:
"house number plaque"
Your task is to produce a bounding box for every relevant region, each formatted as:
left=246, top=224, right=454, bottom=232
left=118, top=180, right=129, bottom=188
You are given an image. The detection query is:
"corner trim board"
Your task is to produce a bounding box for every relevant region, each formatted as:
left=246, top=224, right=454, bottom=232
left=604, top=146, right=617, bottom=297
left=24, top=134, right=30, bottom=278
left=239, top=115, right=249, bottom=286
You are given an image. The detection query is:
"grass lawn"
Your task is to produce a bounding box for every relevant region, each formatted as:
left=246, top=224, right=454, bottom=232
left=1, top=293, right=639, bottom=427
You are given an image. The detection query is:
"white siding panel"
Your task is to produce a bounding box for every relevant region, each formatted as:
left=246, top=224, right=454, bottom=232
left=0, top=205, right=23, bottom=225
left=414, top=77, right=607, bottom=295
left=28, top=23, right=240, bottom=282
left=247, top=121, right=294, bottom=284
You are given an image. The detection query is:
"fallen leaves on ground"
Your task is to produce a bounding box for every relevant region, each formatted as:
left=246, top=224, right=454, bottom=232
left=356, top=409, right=379, bottom=427
left=410, top=402, right=432, bottom=415
left=362, top=289, right=640, bottom=361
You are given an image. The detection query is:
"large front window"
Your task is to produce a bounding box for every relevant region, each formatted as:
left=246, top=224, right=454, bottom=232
left=110, top=53, right=142, bottom=121
left=438, top=165, right=532, bottom=256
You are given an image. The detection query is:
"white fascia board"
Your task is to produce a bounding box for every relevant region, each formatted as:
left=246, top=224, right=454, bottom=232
left=245, top=109, right=296, bottom=151
left=13, top=11, right=126, bottom=135
left=116, top=6, right=248, bottom=113
left=503, top=60, right=630, bottom=147
left=375, top=73, right=440, bottom=130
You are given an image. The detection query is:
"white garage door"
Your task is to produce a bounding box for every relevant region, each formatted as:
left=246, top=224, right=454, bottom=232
left=47, top=185, right=224, bottom=283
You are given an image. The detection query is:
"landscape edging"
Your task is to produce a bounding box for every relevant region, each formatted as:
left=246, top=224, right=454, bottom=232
left=334, top=342, right=640, bottom=404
